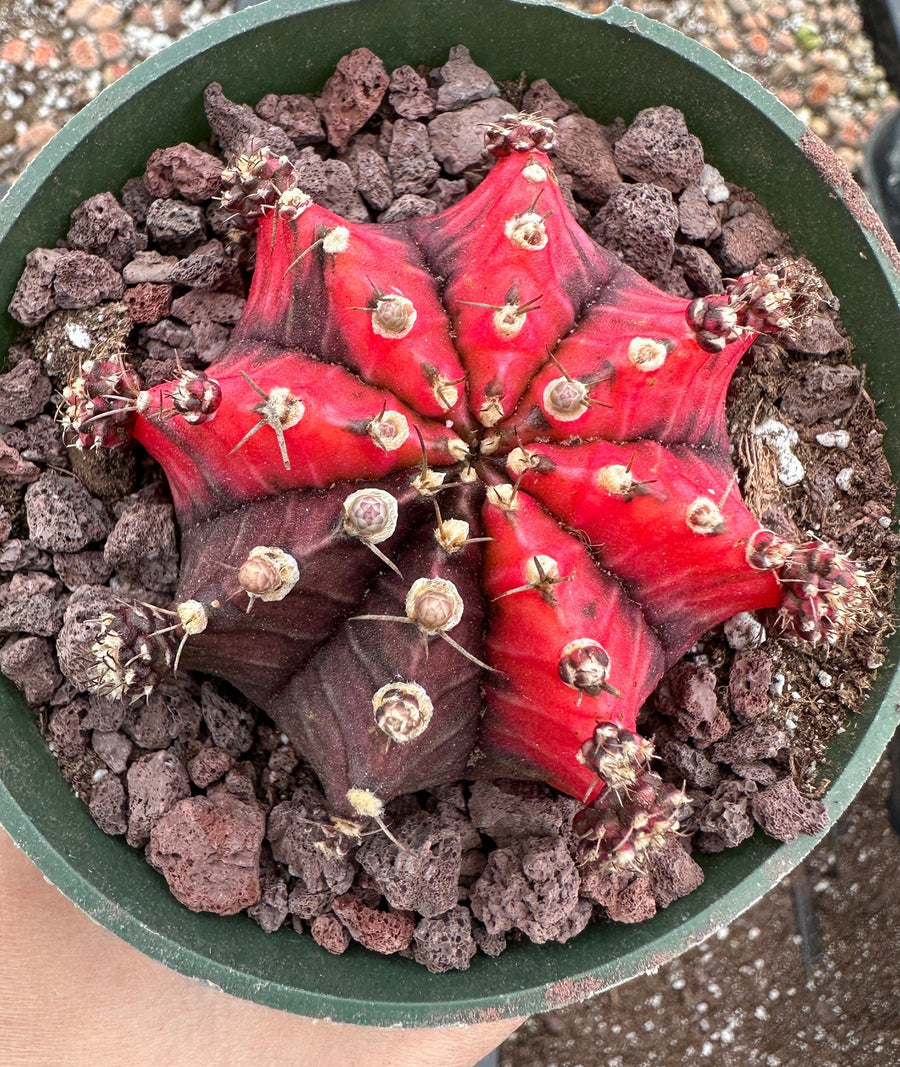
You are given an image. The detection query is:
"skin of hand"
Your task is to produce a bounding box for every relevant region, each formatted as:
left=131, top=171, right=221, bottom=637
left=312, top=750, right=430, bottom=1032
left=0, top=825, right=525, bottom=1067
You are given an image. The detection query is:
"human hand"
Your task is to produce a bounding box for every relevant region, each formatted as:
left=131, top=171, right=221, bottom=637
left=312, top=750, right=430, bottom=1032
left=0, top=826, right=524, bottom=1067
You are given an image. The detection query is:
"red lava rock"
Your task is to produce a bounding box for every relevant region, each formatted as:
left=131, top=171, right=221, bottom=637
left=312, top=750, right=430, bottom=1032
left=716, top=205, right=786, bottom=274
left=125, top=748, right=191, bottom=847
left=88, top=771, right=128, bottom=835
left=25, top=471, right=112, bottom=553
left=387, top=65, right=434, bottom=120
left=589, top=182, right=680, bottom=278
left=120, top=176, right=155, bottom=226
left=344, top=143, right=394, bottom=213
left=248, top=866, right=290, bottom=933
left=554, top=113, right=622, bottom=205
left=521, top=78, right=572, bottom=121
left=469, top=835, right=581, bottom=944
left=9, top=248, right=124, bottom=325
left=267, top=785, right=356, bottom=902
left=678, top=182, right=724, bottom=242
left=387, top=118, right=440, bottom=197
left=709, top=722, right=789, bottom=764
left=0, top=635, right=63, bottom=704
left=8, top=249, right=66, bottom=325
left=730, top=644, right=772, bottom=721
left=103, top=501, right=178, bottom=590
left=0, top=359, right=54, bottom=423
left=378, top=194, right=439, bottom=223
left=330, top=893, right=416, bottom=954
left=255, top=93, right=325, bottom=146
left=467, top=779, right=578, bottom=846
left=144, top=143, right=223, bottom=203
left=52, top=549, right=114, bottom=590
left=614, top=105, right=705, bottom=193
left=53, top=250, right=125, bottom=310
left=169, top=239, right=229, bottom=288
left=66, top=191, right=139, bottom=270
left=674, top=244, right=723, bottom=295
left=319, top=158, right=369, bottom=221
left=0, top=436, right=40, bottom=484
left=188, top=745, right=235, bottom=788
left=751, top=776, right=829, bottom=842
left=732, top=760, right=779, bottom=784
left=656, top=662, right=732, bottom=747
left=148, top=791, right=266, bottom=915
left=90, top=728, right=132, bottom=773
left=83, top=692, right=125, bottom=732
left=782, top=310, right=846, bottom=356
left=203, top=81, right=296, bottom=160
left=357, top=810, right=463, bottom=918
left=655, top=730, right=723, bottom=789
left=122, top=249, right=180, bottom=285
left=643, top=839, right=705, bottom=908
left=310, top=912, right=352, bottom=954
left=0, top=571, right=66, bottom=637
left=120, top=685, right=196, bottom=750
left=580, top=864, right=658, bottom=924
left=55, top=586, right=120, bottom=692
left=471, top=919, right=506, bottom=957
left=316, top=48, right=390, bottom=151
left=200, top=680, right=255, bottom=756
left=413, top=904, right=478, bottom=973
left=427, top=97, right=512, bottom=175
left=696, top=778, right=757, bottom=852
left=0, top=540, right=51, bottom=574
left=146, top=198, right=206, bottom=256
left=47, top=699, right=91, bottom=759
left=124, top=282, right=172, bottom=325
left=433, top=44, right=495, bottom=111
left=170, top=289, right=245, bottom=326
left=8, top=412, right=69, bottom=468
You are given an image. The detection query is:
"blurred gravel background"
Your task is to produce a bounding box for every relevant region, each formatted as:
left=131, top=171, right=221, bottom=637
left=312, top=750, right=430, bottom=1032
left=1, top=3, right=899, bottom=1065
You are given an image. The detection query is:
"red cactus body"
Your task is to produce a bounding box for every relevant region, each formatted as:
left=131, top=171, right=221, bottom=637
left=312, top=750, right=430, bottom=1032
left=65, top=114, right=867, bottom=830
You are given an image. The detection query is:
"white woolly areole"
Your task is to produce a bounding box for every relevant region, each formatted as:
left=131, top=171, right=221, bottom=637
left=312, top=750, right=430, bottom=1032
left=176, top=600, right=209, bottom=635
left=346, top=788, right=384, bottom=818
left=405, top=576, right=464, bottom=634
left=322, top=225, right=350, bottom=254
left=595, top=464, right=634, bottom=497
left=505, top=211, right=548, bottom=250
left=239, top=546, right=300, bottom=601
left=372, top=681, right=434, bottom=744
left=627, top=336, right=669, bottom=372
left=341, top=487, right=399, bottom=544
left=521, top=162, right=548, bottom=183
left=543, top=376, right=590, bottom=421
left=371, top=294, right=417, bottom=339
left=367, top=410, right=410, bottom=451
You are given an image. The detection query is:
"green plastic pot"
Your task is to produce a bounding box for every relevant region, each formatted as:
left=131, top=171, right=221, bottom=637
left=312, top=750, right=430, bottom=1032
left=1, top=0, right=898, bottom=1029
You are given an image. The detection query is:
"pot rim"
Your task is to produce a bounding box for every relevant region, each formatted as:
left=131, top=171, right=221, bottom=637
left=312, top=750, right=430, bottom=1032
left=1, top=0, right=898, bottom=1027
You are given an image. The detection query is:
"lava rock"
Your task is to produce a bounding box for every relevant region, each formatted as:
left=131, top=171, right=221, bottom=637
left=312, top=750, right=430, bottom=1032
left=67, top=192, right=139, bottom=271
left=148, top=791, right=266, bottom=915
left=144, top=143, right=224, bottom=203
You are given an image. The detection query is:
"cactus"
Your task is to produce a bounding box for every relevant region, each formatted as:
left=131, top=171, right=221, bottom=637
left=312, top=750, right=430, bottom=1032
left=63, top=113, right=868, bottom=848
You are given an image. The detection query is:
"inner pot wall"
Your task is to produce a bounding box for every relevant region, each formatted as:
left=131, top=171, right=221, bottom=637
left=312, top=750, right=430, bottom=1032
left=0, top=0, right=898, bottom=1028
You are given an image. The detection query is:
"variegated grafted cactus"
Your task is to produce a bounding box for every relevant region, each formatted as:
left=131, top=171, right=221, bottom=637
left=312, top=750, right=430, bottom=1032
left=63, top=114, right=867, bottom=865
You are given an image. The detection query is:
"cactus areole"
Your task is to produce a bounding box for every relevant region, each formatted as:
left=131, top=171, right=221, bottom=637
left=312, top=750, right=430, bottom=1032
left=64, top=114, right=868, bottom=840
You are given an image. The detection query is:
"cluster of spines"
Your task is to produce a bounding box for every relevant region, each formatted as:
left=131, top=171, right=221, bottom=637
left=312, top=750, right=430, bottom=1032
left=572, top=723, right=688, bottom=872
